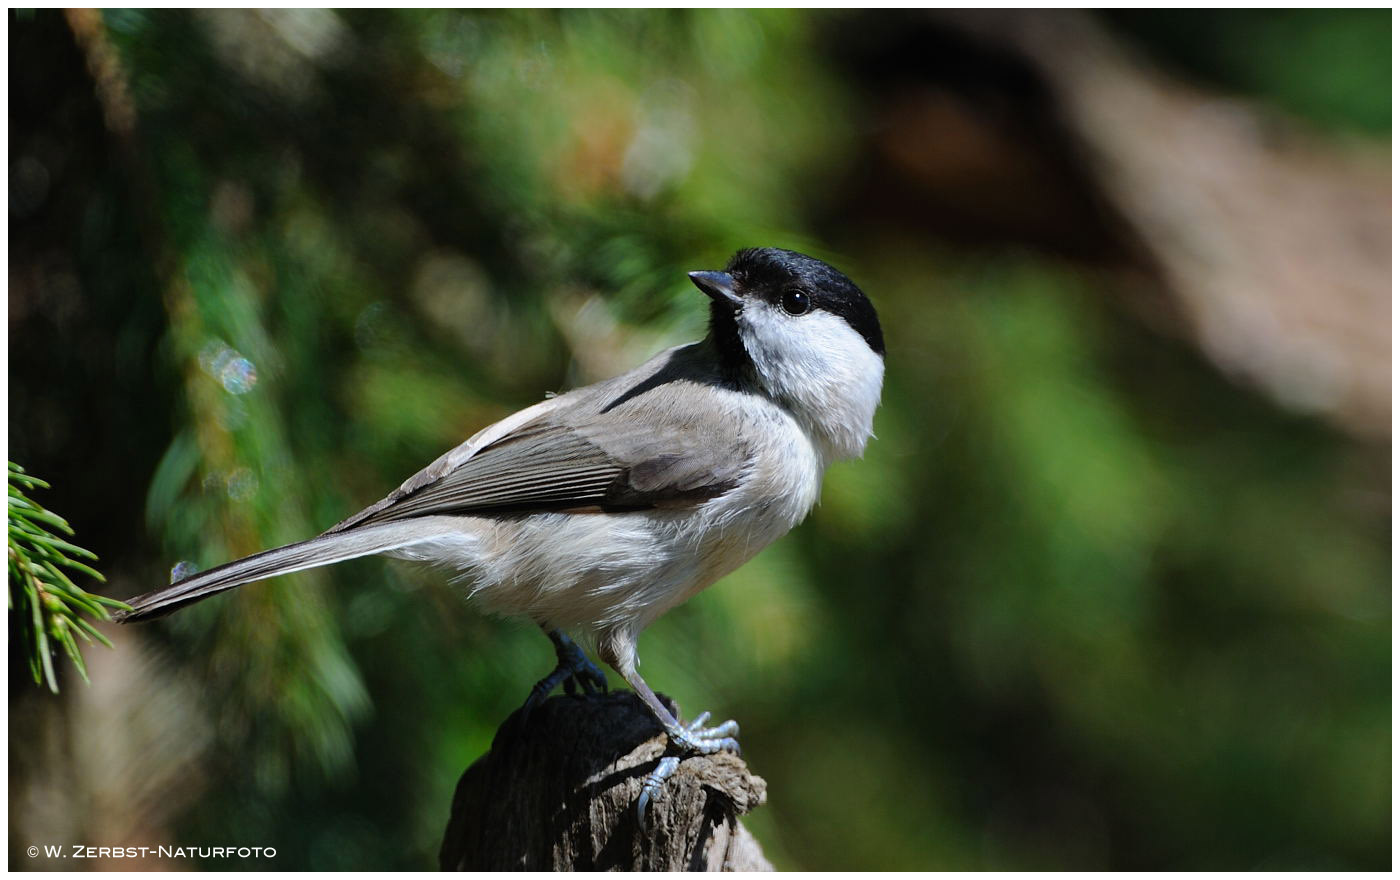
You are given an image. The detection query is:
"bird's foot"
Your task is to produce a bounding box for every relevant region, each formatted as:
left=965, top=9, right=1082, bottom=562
left=556, top=637, right=608, bottom=698
left=667, top=710, right=741, bottom=755
left=521, top=631, right=608, bottom=725
left=636, top=711, right=741, bottom=825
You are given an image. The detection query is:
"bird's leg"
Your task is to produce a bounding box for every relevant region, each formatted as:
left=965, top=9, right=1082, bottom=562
left=599, top=634, right=740, bottom=823
left=550, top=628, right=609, bottom=696
left=521, top=628, right=608, bottom=723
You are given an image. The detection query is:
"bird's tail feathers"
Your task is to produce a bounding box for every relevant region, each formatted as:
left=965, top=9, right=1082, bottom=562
left=115, top=521, right=457, bottom=623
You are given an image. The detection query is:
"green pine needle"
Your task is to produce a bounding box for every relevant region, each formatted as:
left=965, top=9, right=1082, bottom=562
left=8, top=461, right=128, bottom=693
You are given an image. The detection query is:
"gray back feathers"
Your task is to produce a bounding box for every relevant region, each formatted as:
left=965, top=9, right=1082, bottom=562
left=118, top=342, right=758, bottom=622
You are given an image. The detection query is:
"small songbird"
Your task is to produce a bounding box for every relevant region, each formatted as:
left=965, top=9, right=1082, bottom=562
left=117, top=246, right=885, bottom=812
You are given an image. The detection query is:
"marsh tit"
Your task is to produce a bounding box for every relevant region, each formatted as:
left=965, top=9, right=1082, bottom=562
left=117, top=246, right=885, bottom=811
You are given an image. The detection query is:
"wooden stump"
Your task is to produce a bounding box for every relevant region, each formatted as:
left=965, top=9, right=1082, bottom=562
left=440, top=691, right=772, bottom=871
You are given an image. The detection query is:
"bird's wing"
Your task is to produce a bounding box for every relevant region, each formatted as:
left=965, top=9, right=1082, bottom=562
left=325, top=401, right=750, bottom=533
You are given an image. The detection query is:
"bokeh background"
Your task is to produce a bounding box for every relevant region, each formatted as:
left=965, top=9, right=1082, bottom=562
left=8, top=9, right=1390, bottom=870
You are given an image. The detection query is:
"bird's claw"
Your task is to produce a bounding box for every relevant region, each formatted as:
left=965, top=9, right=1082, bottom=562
left=635, top=711, right=741, bottom=826
left=636, top=755, right=681, bottom=827
left=669, top=711, right=741, bottom=755
left=560, top=649, right=608, bottom=697
left=520, top=631, right=608, bottom=725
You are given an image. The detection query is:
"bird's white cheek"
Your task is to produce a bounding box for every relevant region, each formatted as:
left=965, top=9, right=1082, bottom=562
left=737, top=308, right=885, bottom=462
left=738, top=307, right=821, bottom=388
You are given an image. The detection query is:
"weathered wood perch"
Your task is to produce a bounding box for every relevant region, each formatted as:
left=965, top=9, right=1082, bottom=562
left=440, top=691, right=772, bottom=871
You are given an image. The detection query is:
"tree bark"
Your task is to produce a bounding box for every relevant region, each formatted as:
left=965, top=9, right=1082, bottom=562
left=440, top=691, right=772, bottom=871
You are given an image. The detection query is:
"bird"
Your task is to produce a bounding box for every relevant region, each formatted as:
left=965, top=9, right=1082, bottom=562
left=116, top=246, right=885, bottom=814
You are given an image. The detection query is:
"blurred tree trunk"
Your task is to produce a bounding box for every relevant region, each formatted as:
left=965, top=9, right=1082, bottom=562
left=440, top=692, right=772, bottom=871
left=838, top=9, right=1390, bottom=440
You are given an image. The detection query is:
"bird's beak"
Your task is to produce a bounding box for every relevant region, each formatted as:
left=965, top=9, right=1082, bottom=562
left=688, top=271, right=742, bottom=311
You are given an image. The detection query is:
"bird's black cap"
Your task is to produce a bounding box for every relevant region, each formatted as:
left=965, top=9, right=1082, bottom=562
left=724, top=247, right=884, bottom=356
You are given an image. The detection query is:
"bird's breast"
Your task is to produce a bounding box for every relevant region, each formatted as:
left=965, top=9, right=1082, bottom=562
left=438, top=396, right=826, bottom=634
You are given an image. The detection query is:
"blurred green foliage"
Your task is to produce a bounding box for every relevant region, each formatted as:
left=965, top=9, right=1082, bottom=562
left=8, top=8, right=1389, bottom=870
left=1103, top=9, right=1392, bottom=135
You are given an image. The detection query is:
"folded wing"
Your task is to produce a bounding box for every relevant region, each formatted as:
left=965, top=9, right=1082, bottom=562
left=327, top=412, right=750, bottom=532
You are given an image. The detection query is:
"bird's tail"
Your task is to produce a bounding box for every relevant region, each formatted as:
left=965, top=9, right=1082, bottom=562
left=115, top=520, right=457, bottom=623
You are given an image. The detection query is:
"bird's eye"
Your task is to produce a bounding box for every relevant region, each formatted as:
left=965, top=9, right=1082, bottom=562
left=781, top=288, right=811, bottom=316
